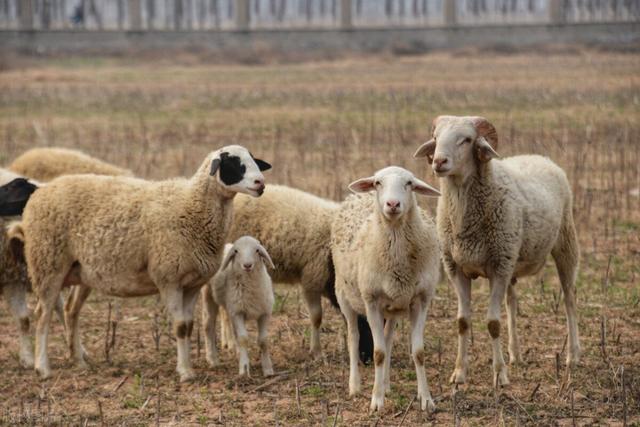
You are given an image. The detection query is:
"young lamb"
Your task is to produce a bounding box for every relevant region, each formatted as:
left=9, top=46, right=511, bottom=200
left=414, top=115, right=580, bottom=387
left=201, top=236, right=276, bottom=377
left=331, top=166, right=441, bottom=412
left=228, top=185, right=374, bottom=362
left=8, top=147, right=133, bottom=182
left=13, top=145, right=271, bottom=381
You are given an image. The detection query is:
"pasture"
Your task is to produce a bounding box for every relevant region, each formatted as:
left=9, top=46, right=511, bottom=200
left=0, top=49, right=638, bottom=425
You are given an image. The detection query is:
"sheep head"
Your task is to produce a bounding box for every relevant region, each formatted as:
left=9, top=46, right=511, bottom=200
left=209, top=145, right=271, bottom=198
left=0, top=177, right=40, bottom=217
left=221, top=236, right=275, bottom=273
left=348, top=166, right=440, bottom=223
left=414, top=116, right=500, bottom=178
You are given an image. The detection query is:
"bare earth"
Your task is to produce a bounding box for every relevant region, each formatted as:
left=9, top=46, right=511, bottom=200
left=0, top=49, right=638, bottom=426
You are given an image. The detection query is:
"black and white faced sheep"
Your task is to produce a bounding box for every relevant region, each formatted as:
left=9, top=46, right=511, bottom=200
left=331, top=166, right=441, bottom=412
left=14, top=145, right=271, bottom=382
left=202, top=236, right=276, bottom=377
left=414, top=115, right=580, bottom=387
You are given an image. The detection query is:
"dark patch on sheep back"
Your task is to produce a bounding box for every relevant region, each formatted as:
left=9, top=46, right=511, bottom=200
left=0, top=178, right=38, bottom=216
left=324, top=255, right=374, bottom=365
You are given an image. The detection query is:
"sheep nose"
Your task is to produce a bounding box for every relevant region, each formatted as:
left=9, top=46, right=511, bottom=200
left=243, top=263, right=253, bottom=270
left=254, top=178, right=264, bottom=186
left=386, top=200, right=400, bottom=209
left=433, top=158, right=448, bottom=169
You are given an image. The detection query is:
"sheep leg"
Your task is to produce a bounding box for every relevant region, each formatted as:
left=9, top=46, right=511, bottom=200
left=450, top=270, right=472, bottom=384
left=364, top=300, right=387, bottom=412
left=34, top=277, right=65, bottom=380
left=200, top=285, right=220, bottom=367
left=505, top=282, right=521, bottom=365
left=161, top=286, right=195, bottom=382
left=220, top=307, right=235, bottom=351
left=4, top=281, right=34, bottom=368
left=383, top=317, right=396, bottom=394
left=487, top=276, right=509, bottom=387
left=337, top=293, right=361, bottom=396
left=301, top=289, right=323, bottom=358
left=409, top=298, right=435, bottom=412
left=257, top=314, right=274, bottom=377
left=64, top=285, right=91, bottom=367
left=552, top=221, right=581, bottom=368
left=231, top=313, right=250, bottom=377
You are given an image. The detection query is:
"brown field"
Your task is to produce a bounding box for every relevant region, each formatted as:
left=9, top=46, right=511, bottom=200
left=0, top=49, right=639, bottom=426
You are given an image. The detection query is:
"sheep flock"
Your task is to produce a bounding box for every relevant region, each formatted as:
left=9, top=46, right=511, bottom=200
left=0, top=116, right=581, bottom=415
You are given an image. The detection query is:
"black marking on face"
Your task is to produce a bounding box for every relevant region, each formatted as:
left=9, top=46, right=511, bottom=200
left=250, top=153, right=272, bottom=172
left=218, top=152, right=246, bottom=185
left=0, top=178, right=38, bottom=216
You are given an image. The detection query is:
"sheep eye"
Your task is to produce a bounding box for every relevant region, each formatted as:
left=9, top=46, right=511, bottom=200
left=374, top=181, right=380, bottom=186
left=406, top=181, right=413, bottom=186
left=463, top=137, right=472, bottom=144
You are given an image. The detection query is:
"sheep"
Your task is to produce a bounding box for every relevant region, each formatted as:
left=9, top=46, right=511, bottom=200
left=8, top=147, right=133, bottom=182
left=201, top=236, right=276, bottom=377
left=414, top=115, right=580, bottom=387
left=13, top=145, right=271, bottom=381
left=1, top=149, right=133, bottom=367
left=227, top=184, right=374, bottom=362
left=331, top=166, right=441, bottom=412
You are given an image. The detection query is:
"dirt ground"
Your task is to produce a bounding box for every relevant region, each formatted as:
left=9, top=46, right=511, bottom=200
left=0, top=48, right=638, bottom=426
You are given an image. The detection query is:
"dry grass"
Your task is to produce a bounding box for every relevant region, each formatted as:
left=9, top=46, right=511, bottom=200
left=0, top=49, right=638, bottom=425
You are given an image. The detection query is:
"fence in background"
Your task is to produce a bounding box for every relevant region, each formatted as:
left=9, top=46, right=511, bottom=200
left=0, top=0, right=637, bottom=31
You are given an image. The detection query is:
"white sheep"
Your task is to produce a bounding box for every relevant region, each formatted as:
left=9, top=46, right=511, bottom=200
left=14, top=145, right=271, bottom=381
left=201, top=236, right=276, bottom=377
left=331, top=166, right=441, bottom=412
left=228, top=184, right=374, bottom=362
left=414, top=115, right=580, bottom=387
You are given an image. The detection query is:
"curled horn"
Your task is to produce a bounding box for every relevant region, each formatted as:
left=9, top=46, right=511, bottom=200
left=470, top=116, right=498, bottom=150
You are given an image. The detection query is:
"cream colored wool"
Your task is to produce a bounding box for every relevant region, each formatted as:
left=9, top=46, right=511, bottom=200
left=331, top=166, right=441, bottom=412
left=414, top=115, right=580, bottom=388
left=202, top=237, right=275, bottom=376
left=19, top=145, right=267, bottom=381
left=9, top=147, right=133, bottom=182
left=228, top=184, right=338, bottom=356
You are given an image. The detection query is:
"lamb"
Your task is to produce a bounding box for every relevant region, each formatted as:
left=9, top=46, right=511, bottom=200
left=8, top=147, right=133, bottom=182
left=14, top=145, right=271, bottom=381
left=414, top=115, right=580, bottom=387
left=201, top=236, right=276, bottom=377
left=331, top=166, right=441, bottom=412
left=227, top=185, right=374, bottom=362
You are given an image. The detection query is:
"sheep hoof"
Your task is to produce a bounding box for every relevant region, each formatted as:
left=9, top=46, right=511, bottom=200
left=205, top=356, right=220, bottom=368
left=566, top=350, right=580, bottom=368
left=35, top=365, right=51, bottom=380
left=20, top=353, right=35, bottom=369
left=369, top=395, right=385, bottom=412
left=449, top=369, right=467, bottom=385
left=509, top=354, right=523, bottom=366
left=179, top=369, right=196, bottom=383
left=493, top=368, right=510, bottom=387
left=263, top=367, right=274, bottom=377
left=421, top=396, right=436, bottom=413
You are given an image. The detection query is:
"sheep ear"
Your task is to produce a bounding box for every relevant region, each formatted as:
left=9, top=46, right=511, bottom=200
left=413, top=139, right=436, bottom=164
left=253, top=158, right=272, bottom=172
left=348, top=177, right=375, bottom=193
left=475, top=137, right=500, bottom=163
left=257, top=245, right=275, bottom=270
left=412, top=177, right=441, bottom=197
left=210, top=158, right=221, bottom=176
left=221, top=248, right=235, bottom=270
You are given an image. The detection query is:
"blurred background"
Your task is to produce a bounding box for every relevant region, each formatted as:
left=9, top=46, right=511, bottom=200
left=0, top=1, right=639, bottom=425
